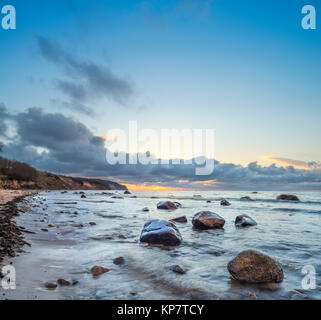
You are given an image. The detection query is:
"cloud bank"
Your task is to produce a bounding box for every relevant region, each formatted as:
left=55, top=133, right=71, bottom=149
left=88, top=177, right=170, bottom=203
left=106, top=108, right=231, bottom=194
left=36, top=36, right=134, bottom=115
left=1, top=105, right=321, bottom=190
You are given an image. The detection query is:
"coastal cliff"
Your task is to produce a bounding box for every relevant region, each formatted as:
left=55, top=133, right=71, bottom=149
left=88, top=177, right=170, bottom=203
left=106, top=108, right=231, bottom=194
left=0, top=157, right=127, bottom=190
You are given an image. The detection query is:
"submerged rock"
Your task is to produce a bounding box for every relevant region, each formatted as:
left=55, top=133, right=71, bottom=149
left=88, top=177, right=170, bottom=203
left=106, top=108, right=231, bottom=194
left=113, top=257, right=125, bottom=265
left=91, top=266, right=110, bottom=277
left=240, top=196, right=253, bottom=201
left=276, top=194, right=300, bottom=201
left=57, top=278, right=71, bottom=286
left=227, top=250, right=283, bottom=283
left=142, top=207, right=150, bottom=212
left=170, top=216, right=187, bottom=223
left=140, top=219, right=182, bottom=246
left=45, top=281, right=57, bottom=290
left=157, top=201, right=181, bottom=210
left=170, top=265, right=185, bottom=274
left=220, top=199, right=231, bottom=206
left=235, top=214, right=257, bottom=227
left=192, top=211, right=225, bottom=229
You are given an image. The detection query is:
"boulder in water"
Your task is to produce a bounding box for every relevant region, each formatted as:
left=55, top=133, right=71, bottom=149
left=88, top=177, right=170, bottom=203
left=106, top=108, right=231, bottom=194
left=240, top=196, right=253, bottom=201
left=227, top=250, right=283, bottom=283
left=170, top=216, right=187, bottom=223
left=235, top=214, right=257, bottom=227
left=140, top=219, right=182, bottom=246
left=220, top=199, right=231, bottom=206
left=124, top=190, right=131, bottom=194
left=157, top=201, right=180, bottom=210
left=276, top=194, right=300, bottom=201
left=142, top=207, right=150, bottom=212
left=91, top=266, right=110, bottom=277
left=170, top=265, right=185, bottom=274
left=192, top=211, right=225, bottom=230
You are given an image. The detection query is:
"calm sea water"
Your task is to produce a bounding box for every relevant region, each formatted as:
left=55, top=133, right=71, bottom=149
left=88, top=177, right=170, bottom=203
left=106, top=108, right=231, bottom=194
left=19, top=190, right=321, bottom=300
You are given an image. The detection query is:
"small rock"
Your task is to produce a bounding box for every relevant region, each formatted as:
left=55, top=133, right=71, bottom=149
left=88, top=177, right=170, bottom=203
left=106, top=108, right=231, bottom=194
left=157, top=201, right=180, bottom=210
left=71, top=280, right=79, bottom=286
left=235, top=214, right=257, bottom=227
left=41, top=228, right=48, bottom=232
left=240, top=196, right=253, bottom=201
left=48, top=224, right=55, bottom=228
left=81, top=194, right=86, bottom=198
left=140, top=219, right=182, bottom=246
left=89, top=222, right=96, bottom=226
left=247, top=292, right=258, bottom=300
left=170, top=265, right=185, bottom=274
left=45, top=281, right=57, bottom=290
left=124, top=191, right=131, bottom=194
left=207, top=250, right=225, bottom=256
left=192, top=211, right=225, bottom=230
left=118, top=234, right=126, bottom=239
left=91, top=266, right=110, bottom=277
left=112, top=196, right=124, bottom=199
left=227, top=250, right=283, bottom=283
left=57, top=278, right=71, bottom=286
left=113, top=257, right=125, bottom=265
left=142, top=207, right=150, bottom=212
left=276, top=194, right=300, bottom=201
left=170, top=216, right=187, bottom=223
left=220, top=199, right=231, bottom=206
left=206, top=200, right=211, bottom=203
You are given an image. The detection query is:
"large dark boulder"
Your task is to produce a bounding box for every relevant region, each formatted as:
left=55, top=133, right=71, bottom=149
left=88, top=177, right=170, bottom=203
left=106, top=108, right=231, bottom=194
left=192, top=211, right=225, bottom=230
left=276, top=194, right=300, bottom=201
left=157, top=201, right=181, bottom=210
left=140, top=220, right=182, bottom=246
left=227, top=250, right=283, bottom=283
left=235, top=214, right=257, bottom=227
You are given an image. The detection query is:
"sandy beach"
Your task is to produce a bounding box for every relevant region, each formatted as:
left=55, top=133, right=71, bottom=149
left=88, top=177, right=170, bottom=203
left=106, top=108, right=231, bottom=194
left=0, top=190, right=76, bottom=300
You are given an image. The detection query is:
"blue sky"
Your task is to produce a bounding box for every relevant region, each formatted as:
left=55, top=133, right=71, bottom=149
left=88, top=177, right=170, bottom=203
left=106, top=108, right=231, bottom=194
left=0, top=0, right=321, bottom=190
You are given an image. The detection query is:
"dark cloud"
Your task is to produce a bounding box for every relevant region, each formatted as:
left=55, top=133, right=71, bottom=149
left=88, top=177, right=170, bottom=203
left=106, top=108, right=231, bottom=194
left=1, top=107, right=321, bottom=190
left=14, top=107, right=94, bottom=150
left=36, top=36, right=134, bottom=114
left=0, top=103, right=10, bottom=137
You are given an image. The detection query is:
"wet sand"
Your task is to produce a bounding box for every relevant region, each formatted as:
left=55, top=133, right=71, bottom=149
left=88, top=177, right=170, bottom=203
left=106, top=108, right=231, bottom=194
left=0, top=190, right=71, bottom=300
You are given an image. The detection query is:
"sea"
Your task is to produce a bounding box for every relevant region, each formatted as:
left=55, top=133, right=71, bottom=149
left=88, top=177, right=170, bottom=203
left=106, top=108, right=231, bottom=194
left=15, top=190, right=321, bottom=300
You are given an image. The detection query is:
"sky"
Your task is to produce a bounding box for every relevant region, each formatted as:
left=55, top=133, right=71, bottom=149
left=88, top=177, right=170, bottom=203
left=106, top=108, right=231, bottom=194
left=0, top=0, right=321, bottom=190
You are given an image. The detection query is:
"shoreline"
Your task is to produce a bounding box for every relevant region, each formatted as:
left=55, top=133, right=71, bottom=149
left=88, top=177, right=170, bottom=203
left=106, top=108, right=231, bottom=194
left=0, top=190, right=36, bottom=263
left=0, top=190, right=72, bottom=300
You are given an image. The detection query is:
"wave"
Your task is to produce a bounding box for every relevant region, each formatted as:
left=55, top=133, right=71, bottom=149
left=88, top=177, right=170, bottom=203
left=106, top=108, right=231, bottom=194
left=272, top=208, right=321, bottom=214
left=138, top=194, right=321, bottom=205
